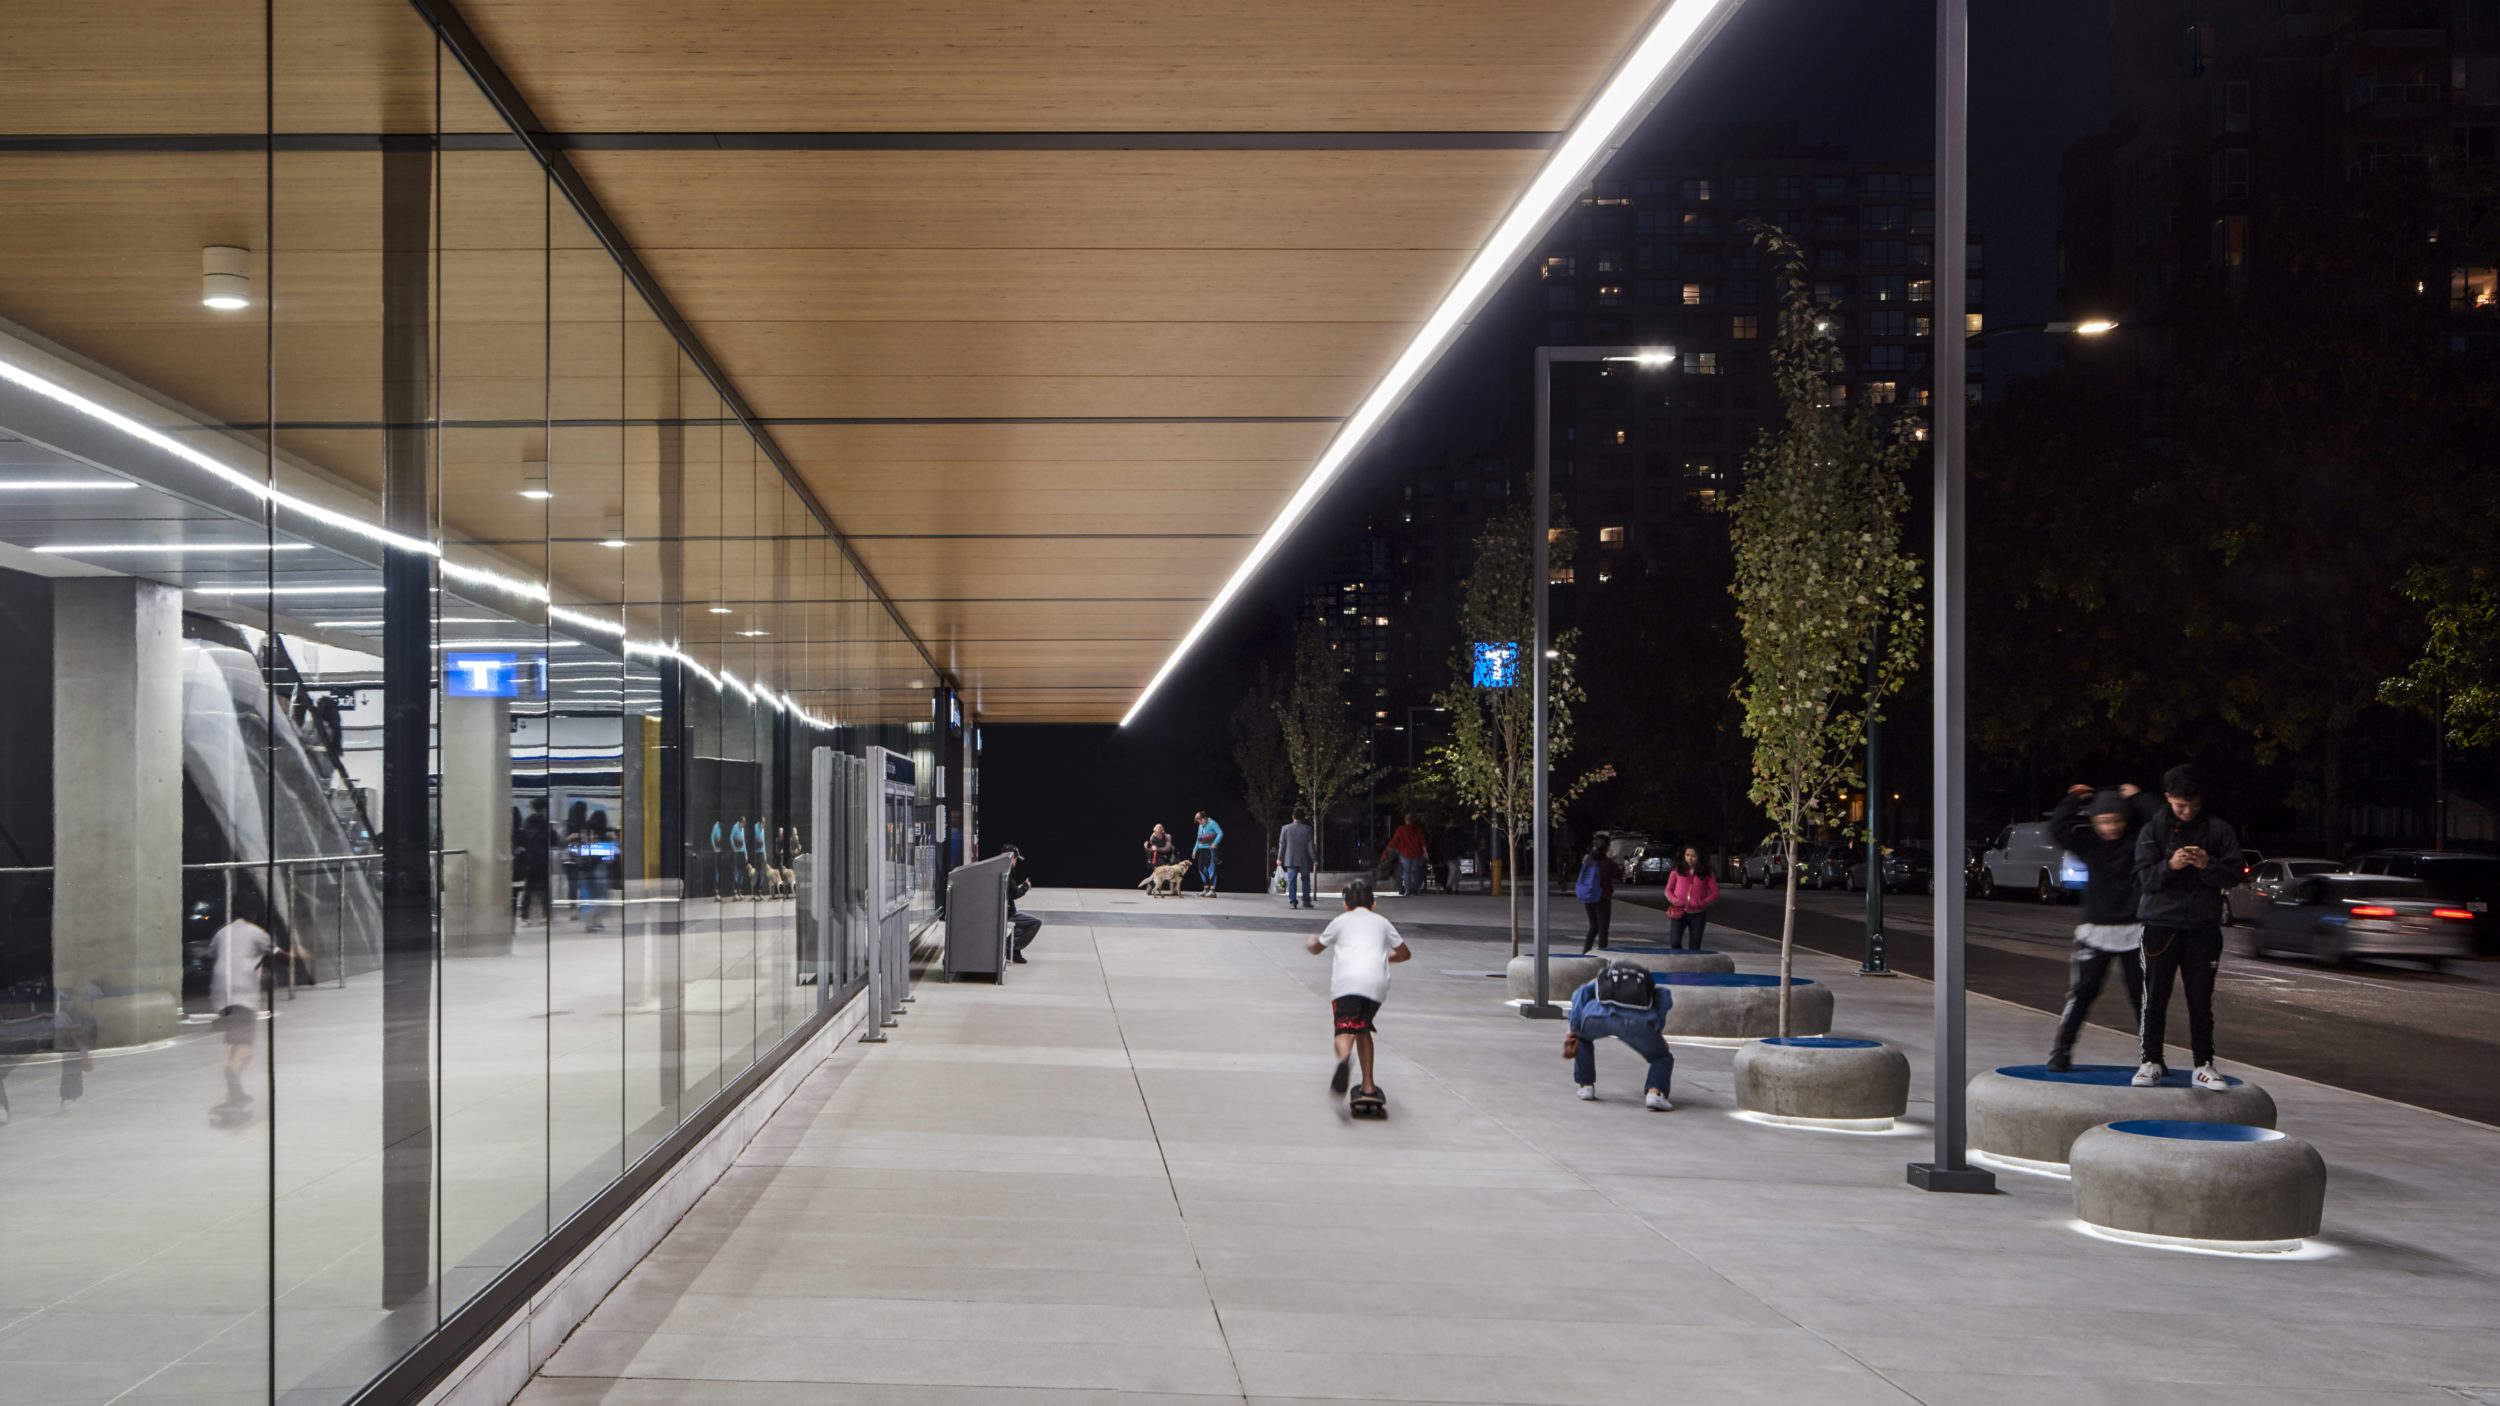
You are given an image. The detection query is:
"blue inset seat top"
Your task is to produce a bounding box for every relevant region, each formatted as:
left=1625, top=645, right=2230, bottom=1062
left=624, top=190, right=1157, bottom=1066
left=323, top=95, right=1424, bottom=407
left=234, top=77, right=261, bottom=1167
left=2106, top=1119, right=2284, bottom=1142
left=1653, top=972, right=1814, bottom=988
left=1996, top=1064, right=2242, bottom=1089
left=1760, top=1036, right=1880, bottom=1049
left=1603, top=945, right=1719, bottom=956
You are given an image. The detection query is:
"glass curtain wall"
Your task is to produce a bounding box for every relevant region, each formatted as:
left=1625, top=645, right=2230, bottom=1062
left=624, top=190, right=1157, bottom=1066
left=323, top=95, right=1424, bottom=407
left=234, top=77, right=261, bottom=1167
left=0, top=5, right=938, bottom=1405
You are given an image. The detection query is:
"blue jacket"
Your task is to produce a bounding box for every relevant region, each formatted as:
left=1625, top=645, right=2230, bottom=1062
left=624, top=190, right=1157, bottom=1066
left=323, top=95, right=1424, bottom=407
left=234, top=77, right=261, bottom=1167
left=1196, top=819, right=1223, bottom=850
left=1567, top=976, right=1667, bottom=1034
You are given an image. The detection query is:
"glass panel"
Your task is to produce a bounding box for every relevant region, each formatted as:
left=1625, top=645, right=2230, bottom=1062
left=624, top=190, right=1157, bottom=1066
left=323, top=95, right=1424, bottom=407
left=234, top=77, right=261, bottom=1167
left=675, top=360, right=729, bottom=1109
left=620, top=291, right=680, bottom=1162
left=545, top=190, right=626, bottom=1227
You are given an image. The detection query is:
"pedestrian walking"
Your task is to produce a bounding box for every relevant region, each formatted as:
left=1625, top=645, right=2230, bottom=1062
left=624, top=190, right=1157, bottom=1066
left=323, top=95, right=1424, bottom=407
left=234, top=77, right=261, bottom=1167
left=1564, top=960, right=1675, bottom=1110
left=1575, top=835, right=1621, bottom=954
left=1192, top=811, right=1223, bottom=896
left=2044, top=782, right=2159, bottom=1071
left=1279, top=807, right=1317, bottom=909
left=2133, top=765, right=2245, bottom=1090
left=1664, top=845, right=1719, bottom=950
left=208, top=887, right=302, bottom=1112
left=1305, top=878, right=1410, bottom=1116
left=1381, top=813, right=1431, bottom=896
left=517, top=797, right=553, bottom=921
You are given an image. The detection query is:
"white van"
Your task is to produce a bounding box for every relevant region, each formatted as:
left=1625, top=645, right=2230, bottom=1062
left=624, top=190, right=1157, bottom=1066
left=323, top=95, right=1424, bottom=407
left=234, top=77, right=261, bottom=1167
left=1980, top=821, right=2089, bottom=904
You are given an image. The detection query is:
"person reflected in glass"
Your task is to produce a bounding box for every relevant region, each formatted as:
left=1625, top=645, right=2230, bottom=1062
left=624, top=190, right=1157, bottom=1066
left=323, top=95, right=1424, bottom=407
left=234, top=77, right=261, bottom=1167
left=563, top=799, right=590, bottom=913
left=209, top=886, right=301, bottom=1114
left=518, top=797, right=553, bottom=921
left=579, top=810, right=613, bottom=931
left=709, top=815, right=729, bottom=900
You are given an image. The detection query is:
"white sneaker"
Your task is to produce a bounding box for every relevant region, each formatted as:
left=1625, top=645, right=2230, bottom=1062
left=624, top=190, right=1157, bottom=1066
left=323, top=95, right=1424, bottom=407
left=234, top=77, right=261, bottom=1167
left=2130, top=1062, right=2165, bottom=1087
left=1575, top=1085, right=1598, bottom=1101
left=2192, top=1065, right=2227, bottom=1091
left=1644, top=1090, right=1673, bottom=1111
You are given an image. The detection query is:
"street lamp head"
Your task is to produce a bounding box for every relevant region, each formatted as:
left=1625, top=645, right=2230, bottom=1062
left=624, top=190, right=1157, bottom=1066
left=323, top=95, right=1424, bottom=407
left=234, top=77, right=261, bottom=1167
left=1602, top=348, right=1677, bottom=367
left=2073, top=319, right=2118, bottom=335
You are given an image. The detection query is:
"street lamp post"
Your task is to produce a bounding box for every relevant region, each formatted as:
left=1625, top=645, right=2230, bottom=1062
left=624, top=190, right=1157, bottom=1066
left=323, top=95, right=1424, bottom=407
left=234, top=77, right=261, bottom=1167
left=1909, top=0, right=1994, bottom=1194
left=1524, top=344, right=1672, bottom=1019
left=1862, top=624, right=1892, bottom=975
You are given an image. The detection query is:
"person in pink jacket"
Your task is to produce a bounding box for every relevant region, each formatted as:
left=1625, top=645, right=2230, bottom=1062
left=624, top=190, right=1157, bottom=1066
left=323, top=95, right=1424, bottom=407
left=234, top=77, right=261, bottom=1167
left=1664, top=846, right=1720, bottom=950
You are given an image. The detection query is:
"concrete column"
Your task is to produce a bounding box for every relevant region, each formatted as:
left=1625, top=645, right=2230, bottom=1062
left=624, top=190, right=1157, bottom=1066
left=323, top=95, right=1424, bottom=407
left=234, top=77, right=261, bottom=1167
left=438, top=695, right=513, bottom=957
left=52, top=577, right=183, bottom=1048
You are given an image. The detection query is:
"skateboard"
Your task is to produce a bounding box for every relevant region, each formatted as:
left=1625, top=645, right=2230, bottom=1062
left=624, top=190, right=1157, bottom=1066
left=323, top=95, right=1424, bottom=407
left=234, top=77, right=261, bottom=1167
left=1349, top=1085, right=1387, bottom=1119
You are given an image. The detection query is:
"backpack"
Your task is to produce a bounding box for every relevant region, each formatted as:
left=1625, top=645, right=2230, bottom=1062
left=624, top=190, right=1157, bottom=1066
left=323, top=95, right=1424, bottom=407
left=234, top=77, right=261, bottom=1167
left=1574, top=859, right=1605, bottom=902
left=1595, top=961, right=1655, bottom=1009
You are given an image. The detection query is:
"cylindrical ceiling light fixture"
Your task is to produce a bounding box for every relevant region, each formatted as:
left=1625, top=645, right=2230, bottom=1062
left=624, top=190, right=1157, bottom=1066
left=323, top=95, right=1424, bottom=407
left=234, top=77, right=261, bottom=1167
left=600, top=511, right=627, bottom=548
left=201, top=246, right=251, bottom=310
left=708, top=589, right=731, bottom=615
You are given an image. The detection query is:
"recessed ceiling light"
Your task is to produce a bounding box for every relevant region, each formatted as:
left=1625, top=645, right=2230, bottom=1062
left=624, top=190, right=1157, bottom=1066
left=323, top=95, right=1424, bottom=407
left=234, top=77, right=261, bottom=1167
left=202, top=246, right=251, bottom=310
left=600, top=511, right=627, bottom=548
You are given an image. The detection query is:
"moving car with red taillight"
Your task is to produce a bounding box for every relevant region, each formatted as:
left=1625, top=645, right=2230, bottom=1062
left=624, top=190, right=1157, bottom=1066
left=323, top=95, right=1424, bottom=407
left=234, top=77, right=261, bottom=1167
left=2250, top=874, right=2477, bottom=967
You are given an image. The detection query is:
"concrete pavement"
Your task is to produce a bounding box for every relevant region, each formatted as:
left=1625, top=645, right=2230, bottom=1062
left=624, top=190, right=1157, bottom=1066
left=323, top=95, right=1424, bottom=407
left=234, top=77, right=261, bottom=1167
left=516, top=887, right=2500, bottom=1405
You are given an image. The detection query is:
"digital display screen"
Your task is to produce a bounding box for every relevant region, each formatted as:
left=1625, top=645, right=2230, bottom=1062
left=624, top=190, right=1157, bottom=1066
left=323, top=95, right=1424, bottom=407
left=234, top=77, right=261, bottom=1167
left=1471, top=641, right=1520, bottom=688
left=444, top=652, right=519, bottom=698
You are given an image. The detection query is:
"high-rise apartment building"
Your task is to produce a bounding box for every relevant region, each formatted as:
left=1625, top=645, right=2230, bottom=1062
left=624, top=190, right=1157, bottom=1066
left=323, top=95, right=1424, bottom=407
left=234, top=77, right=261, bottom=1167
left=2059, top=1, right=2500, bottom=343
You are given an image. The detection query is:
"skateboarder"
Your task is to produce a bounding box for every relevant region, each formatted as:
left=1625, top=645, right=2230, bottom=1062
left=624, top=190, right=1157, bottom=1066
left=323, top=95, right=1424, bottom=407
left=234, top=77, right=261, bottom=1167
left=1564, top=961, right=1675, bottom=1110
left=1305, top=877, right=1410, bottom=1115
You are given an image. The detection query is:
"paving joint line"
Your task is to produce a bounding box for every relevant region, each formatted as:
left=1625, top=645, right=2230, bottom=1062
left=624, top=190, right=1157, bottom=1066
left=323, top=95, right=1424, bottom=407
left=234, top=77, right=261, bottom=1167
left=1086, top=924, right=1254, bottom=1405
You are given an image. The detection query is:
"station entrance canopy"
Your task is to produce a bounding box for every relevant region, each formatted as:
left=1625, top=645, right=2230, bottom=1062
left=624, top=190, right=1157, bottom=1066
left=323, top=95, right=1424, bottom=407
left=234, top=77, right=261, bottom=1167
left=1, top=0, right=1714, bottom=723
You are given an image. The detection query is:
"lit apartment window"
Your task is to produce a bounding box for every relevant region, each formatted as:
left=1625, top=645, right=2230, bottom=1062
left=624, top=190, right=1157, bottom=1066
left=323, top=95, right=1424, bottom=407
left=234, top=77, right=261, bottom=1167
left=1908, top=278, right=1934, bottom=301
left=1868, top=275, right=1907, bottom=302
left=1596, top=284, right=1624, bottom=306
left=1911, top=315, right=1932, bottom=337
left=1965, top=312, right=1984, bottom=334
left=2456, top=267, right=2499, bottom=309
left=1681, top=178, right=1713, bottom=201
left=1731, top=314, right=1759, bottom=339
left=1598, top=525, right=1627, bottom=546
left=1550, top=565, right=1576, bottom=585
left=1596, top=249, right=1624, bottom=273
left=1689, top=487, right=1722, bottom=510
left=1542, top=254, right=1575, bottom=279
left=1866, top=380, right=1899, bottom=404
left=1681, top=212, right=1719, bottom=236
left=1682, top=281, right=1715, bottom=306
left=1612, top=428, right=1627, bottom=444
left=1687, top=351, right=1721, bottom=375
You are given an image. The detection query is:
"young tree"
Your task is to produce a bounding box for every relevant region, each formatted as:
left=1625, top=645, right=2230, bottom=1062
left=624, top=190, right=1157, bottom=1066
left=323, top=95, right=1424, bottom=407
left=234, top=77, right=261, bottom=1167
left=1729, top=222, right=1925, bottom=1035
left=1275, top=619, right=1380, bottom=870
left=1426, top=502, right=1613, bottom=954
left=1231, top=662, right=1296, bottom=877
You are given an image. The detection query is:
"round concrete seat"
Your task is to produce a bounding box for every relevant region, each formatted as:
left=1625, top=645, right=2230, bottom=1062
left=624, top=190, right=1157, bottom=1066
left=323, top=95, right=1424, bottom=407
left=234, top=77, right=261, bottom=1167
left=1503, top=953, right=1606, bottom=1001
left=2070, top=1120, right=2326, bottom=1250
left=1594, top=945, right=1737, bottom=975
left=1733, top=1037, right=1909, bottom=1126
left=1968, top=1065, right=2276, bottom=1173
left=1654, top=972, right=1831, bottom=1043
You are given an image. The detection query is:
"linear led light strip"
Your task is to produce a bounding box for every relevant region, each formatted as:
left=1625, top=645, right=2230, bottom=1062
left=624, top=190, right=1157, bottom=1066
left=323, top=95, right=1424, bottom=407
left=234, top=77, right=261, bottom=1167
left=0, top=355, right=841, bottom=729
left=1119, top=0, right=1732, bottom=726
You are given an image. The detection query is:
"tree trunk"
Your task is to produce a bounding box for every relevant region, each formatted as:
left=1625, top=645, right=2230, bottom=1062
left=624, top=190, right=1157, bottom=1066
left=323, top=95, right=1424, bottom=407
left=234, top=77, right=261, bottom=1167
left=1506, top=826, right=1520, bottom=958
left=1779, top=801, right=1800, bottom=1039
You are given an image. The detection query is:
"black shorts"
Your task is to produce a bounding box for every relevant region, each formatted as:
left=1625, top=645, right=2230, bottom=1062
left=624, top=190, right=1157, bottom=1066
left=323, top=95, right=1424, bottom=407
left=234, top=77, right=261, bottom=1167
left=1332, top=995, right=1381, bottom=1034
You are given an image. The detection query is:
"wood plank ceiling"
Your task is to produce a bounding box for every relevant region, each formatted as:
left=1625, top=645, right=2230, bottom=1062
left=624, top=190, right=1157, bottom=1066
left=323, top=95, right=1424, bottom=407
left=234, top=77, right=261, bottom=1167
left=458, top=0, right=1664, bottom=721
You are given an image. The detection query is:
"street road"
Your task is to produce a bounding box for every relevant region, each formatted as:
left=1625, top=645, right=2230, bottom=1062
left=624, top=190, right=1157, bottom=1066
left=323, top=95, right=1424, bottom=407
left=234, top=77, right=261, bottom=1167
left=1624, top=885, right=2500, bottom=1126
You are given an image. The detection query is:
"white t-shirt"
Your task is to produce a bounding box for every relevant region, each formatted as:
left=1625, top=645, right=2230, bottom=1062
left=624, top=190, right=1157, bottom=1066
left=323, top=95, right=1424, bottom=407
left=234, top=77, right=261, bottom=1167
left=209, top=919, right=275, bottom=1013
left=1316, top=908, right=1405, bottom=1002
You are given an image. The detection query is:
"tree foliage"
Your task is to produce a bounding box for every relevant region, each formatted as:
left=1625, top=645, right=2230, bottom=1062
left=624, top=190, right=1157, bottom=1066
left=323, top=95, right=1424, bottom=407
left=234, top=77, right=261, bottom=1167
left=1426, top=501, right=1613, bottom=953
left=1729, top=221, right=1925, bottom=1032
left=2382, top=564, right=2500, bottom=751
left=1275, top=619, right=1381, bottom=870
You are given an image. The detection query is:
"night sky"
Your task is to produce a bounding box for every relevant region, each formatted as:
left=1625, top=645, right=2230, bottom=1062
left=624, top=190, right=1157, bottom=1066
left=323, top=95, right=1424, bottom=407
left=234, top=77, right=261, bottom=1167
left=985, top=1, right=2109, bottom=889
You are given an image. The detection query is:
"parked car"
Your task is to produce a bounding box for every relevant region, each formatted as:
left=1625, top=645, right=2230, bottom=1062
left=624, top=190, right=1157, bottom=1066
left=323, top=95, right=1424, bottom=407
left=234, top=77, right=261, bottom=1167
left=1979, top=821, right=2089, bottom=903
left=1846, top=845, right=1935, bottom=894
left=1799, top=842, right=1850, bottom=890
left=2228, top=858, right=2341, bottom=925
left=2248, top=873, right=2477, bottom=967
left=1625, top=844, right=1677, bottom=884
left=2346, top=849, right=2500, bottom=956
left=1738, top=840, right=1788, bottom=889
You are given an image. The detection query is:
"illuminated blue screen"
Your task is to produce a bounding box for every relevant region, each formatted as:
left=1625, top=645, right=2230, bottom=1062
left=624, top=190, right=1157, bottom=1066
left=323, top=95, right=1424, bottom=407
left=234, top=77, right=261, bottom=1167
left=1471, top=641, right=1520, bottom=688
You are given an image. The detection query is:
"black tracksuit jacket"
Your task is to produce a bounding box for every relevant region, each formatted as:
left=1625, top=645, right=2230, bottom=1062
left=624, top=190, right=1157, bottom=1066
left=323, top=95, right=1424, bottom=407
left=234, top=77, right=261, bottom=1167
left=2048, top=791, right=2161, bottom=926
